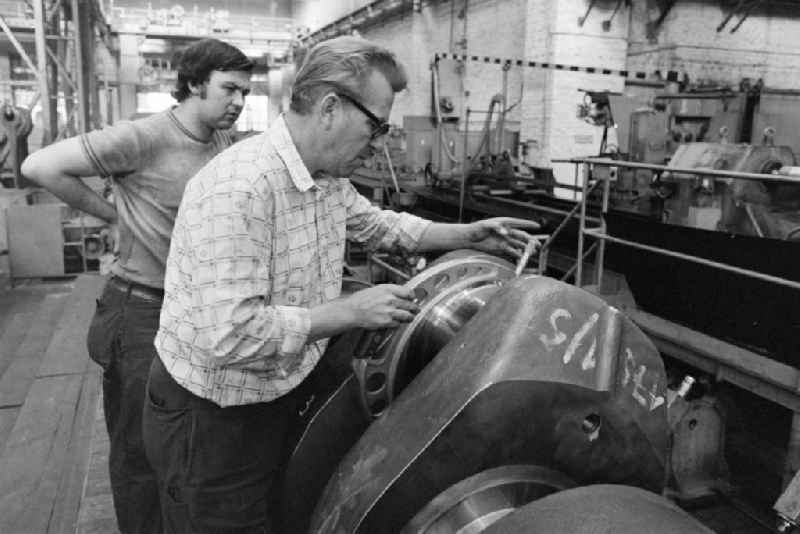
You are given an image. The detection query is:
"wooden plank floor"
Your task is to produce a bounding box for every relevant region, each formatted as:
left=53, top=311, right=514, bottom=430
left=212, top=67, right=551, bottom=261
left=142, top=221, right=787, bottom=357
left=0, top=275, right=113, bottom=534
left=76, top=394, right=118, bottom=534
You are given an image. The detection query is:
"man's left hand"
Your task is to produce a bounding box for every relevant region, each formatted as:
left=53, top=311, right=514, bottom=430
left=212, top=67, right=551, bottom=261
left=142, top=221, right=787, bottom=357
left=465, top=217, right=542, bottom=258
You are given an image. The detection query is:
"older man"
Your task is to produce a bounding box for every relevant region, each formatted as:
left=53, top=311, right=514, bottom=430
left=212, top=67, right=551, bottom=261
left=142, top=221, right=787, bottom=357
left=142, top=36, right=537, bottom=533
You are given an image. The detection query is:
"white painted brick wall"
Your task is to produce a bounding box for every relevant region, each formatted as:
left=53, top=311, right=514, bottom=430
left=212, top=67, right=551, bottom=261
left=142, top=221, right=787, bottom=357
left=359, top=1, right=527, bottom=132
left=299, top=0, right=800, bottom=188
left=628, top=0, right=800, bottom=89
left=521, top=0, right=628, bottom=182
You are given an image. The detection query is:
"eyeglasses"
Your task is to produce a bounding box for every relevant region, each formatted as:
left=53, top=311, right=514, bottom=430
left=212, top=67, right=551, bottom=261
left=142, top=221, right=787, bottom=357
left=337, top=92, right=391, bottom=140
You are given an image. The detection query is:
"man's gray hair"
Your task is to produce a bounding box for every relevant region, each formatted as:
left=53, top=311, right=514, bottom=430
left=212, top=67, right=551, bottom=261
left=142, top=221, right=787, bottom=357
left=290, top=36, right=407, bottom=114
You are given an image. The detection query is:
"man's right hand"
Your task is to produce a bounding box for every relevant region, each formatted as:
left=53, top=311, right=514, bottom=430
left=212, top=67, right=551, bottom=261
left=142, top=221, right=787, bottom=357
left=341, top=284, right=420, bottom=329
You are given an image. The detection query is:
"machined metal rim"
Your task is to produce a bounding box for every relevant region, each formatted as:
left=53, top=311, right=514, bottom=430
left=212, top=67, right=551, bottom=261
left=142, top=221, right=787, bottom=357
left=401, top=464, right=577, bottom=534
left=353, top=252, right=515, bottom=418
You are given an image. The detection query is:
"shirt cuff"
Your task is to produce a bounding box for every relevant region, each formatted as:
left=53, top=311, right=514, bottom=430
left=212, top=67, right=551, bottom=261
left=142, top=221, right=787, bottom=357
left=274, top=305, right=311, bottom=356
left=395, top=212, right=433, bottom=252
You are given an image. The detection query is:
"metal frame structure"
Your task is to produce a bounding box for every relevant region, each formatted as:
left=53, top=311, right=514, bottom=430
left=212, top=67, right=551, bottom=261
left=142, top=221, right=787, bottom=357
left=0, top=0, right=106, bottom=144
left=0, top=1, right=111, bottom=277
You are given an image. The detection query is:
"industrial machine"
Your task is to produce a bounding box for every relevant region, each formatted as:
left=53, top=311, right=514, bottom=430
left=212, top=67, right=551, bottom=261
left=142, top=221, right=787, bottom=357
left=279, top=251, right=714, bottom=533
left=0, top=104, right=32, bottom=189
left=596, top=87, right=800, bottom=240
left=660, top=142, right=799, bottom=239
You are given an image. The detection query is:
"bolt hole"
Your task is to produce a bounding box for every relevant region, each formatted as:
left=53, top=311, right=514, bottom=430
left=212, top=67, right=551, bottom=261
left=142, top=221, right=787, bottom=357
left=366, top=372, right=386, bottom=393
left=582, top=413, right=602, bottom=434
left=688, top=419, right=698, bottom=430
left=413, top=287, right=428, bottom=302
left=434, top=274, right=450, bottom=289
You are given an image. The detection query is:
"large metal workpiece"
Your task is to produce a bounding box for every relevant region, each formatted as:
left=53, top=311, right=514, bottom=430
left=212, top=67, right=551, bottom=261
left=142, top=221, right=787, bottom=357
left=282, top=252, right=672, bottom=533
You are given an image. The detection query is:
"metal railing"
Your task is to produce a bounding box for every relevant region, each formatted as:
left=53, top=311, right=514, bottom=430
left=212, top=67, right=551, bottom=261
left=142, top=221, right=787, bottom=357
left=548, top=157, right=800, bottom=292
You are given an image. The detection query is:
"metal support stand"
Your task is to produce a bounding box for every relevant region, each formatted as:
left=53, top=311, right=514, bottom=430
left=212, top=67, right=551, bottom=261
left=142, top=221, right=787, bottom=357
left=577, top=0, right=598, bottom=26
left=33, top=0, right=54, bottom=145
left=575, top=163, right=590, bottom=287
left=594, top=169, right=612, bottom=288
left=458, top=107, right=470, bottom=222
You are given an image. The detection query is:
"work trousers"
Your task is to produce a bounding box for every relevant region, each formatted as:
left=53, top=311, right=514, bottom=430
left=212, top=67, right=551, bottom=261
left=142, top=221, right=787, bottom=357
left=142, top=355, right=298, bottom=534
left=86, top=279, right=163, bottom=534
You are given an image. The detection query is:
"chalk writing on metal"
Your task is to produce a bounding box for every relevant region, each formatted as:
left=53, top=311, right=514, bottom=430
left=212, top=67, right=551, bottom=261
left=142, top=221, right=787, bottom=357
left=539, top=308, right=572, bottom=350
left=622, top=348, right=664, bottom=411
left=562, top=312, right=599, bottom=366
left=539, top=308, right=664, bottom=411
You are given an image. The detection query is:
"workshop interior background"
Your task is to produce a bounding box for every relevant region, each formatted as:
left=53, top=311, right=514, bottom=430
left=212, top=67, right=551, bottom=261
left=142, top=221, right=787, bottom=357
left=2, top=1, right=800, bottom=533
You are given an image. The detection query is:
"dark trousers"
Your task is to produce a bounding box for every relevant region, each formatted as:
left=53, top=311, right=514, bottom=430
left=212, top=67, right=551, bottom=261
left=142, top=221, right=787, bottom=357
left=142, top=355, right=298, bottom=534
left=86, top=279, right=163, bottom=534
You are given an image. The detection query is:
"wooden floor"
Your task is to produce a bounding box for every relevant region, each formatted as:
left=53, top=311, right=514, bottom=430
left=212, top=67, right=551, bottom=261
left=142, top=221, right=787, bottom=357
left=0, top=274, right=117, bottom=534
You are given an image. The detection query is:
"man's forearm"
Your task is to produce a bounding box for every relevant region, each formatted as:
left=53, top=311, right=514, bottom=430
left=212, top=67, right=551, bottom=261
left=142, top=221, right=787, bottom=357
left=308, top=299, right=356, bottom=341
left=415, top=223, right=472, bottom=252
left=29, top=173, right=117, bottom=223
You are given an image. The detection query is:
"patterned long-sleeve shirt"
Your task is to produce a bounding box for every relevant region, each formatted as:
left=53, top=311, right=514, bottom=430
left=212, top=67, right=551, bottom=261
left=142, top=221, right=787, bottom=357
left=155, top=116, right=431, bottom=407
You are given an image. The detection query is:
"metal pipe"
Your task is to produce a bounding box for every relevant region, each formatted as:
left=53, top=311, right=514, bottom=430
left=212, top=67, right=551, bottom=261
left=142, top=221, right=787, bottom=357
left=560, top=241, right=599, bottom=283
left=44, top=45, right=78, bottom=92
left=716, top=0, right=744, bottom=31
left=459, top=107, right=470, bottom=222
left=47, top=0, right=64, bottom=24
left=573, top=161, right=580, bottom=201
left=0, top=15, right=41, bottom=83
left=471, top=193, right=602, bottom=224
left=595, top=174, right=612, bottom=288
left=71, top=0, right=87, bottom=133
left=0, top=80, right=39, bottom=86
left=369, top=254, right=411, bottom=281
left=744, top=204, right=764, bottom=237
left=576, top=163, right=590, bottom=287
left=432, top=59, right=442, bottom=176
left=584, top=228, right=800, bottom=291
left=33, top=0, right=53, bottom=144
left=535, top=179, right=602, bottom=274
left=554, top=157, right=800, bottom=184
left=496, top=63, right=509, bottom=153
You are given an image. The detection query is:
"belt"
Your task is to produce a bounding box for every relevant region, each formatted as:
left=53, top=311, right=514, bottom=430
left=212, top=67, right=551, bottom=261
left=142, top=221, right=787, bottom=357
left=107, top=276, right=164, bottom=302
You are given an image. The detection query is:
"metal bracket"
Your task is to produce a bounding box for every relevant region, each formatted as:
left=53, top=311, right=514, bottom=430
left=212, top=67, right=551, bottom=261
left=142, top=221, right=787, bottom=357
left=578, top=0, right=598, bottom=27
left=646, top=0, right=678, bottom=41
left=602, top=0, right=628, bottom=32
left=729, top=0, right=762, bottom=33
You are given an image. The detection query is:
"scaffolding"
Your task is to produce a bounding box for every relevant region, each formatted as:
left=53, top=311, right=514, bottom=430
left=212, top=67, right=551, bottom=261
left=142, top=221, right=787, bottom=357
left=0, top=0, right=109, bottom=146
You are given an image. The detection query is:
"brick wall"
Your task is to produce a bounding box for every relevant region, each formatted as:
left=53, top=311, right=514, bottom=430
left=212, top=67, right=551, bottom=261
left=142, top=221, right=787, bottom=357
left=522, top=0, right=628, bottom=184
left=300, top=0, right=800, bottom=188
left=358, top=0, right=527, bottom=129
left=628, top=0, right=800, bottom=89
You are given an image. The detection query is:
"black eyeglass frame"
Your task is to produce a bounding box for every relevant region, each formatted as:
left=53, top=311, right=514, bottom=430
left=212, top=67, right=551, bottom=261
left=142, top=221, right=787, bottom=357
left=336, top=92, right=391, bottom=140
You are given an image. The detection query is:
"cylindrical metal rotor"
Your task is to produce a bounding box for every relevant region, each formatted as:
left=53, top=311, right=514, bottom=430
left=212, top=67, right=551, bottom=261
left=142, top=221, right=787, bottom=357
left=401, top=465, right=577, bottom=534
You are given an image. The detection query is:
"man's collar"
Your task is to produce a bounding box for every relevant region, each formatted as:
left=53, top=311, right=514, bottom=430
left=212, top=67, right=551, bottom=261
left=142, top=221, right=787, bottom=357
left=269, top=114, right=316, bottom=192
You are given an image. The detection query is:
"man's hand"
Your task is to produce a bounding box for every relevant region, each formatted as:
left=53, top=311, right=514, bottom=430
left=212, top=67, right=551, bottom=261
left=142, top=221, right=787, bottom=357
left=465, top=217, right=542, bottom=258
left=340, top=284, right=419, bottom=329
